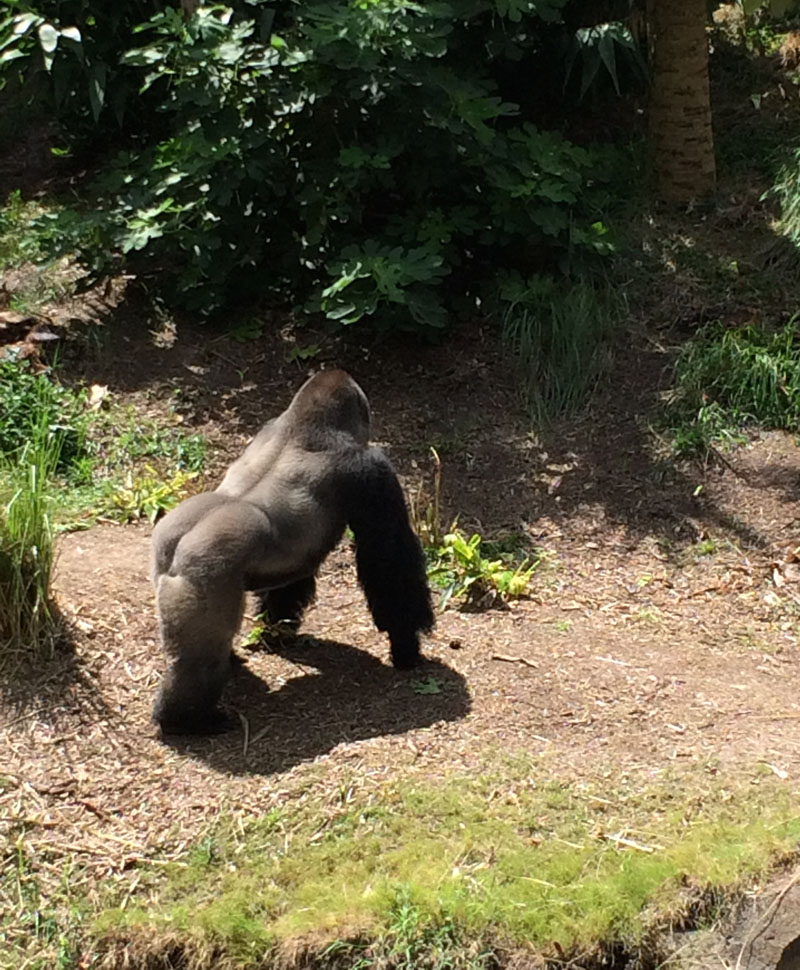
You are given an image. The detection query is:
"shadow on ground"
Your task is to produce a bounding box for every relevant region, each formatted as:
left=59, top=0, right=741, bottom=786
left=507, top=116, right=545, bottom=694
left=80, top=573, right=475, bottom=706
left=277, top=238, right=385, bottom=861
left=163, top=635, right=470, bottom=776
left=0, top=605, right=112, bottom=725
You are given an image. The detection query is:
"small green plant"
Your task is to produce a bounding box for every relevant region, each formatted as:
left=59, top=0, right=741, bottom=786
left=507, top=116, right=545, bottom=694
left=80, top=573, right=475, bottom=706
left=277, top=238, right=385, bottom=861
left=665, top=319, right=800, bottom=457
left=107, top=467, right=197, bottom=524
left=410, top=676, right=444, bottom=695
left=410, top=448, right=540, bottom=609
left=427, top=531, right=540, bottom=610
left=502, top=277, right=620, bottom=424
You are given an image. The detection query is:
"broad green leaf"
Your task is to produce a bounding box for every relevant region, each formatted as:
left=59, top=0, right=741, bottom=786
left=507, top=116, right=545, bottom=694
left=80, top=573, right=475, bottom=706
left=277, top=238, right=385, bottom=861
left=597, top=31, right=619, bottom=96
left=13, top=12, right=41, bottom=36
left=37, top=22, right=58, bottom=53
left=89, top=63, right=107, bottom=121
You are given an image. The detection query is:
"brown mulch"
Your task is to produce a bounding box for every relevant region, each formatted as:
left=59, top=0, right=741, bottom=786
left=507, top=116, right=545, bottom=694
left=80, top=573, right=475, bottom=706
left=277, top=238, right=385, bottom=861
left=2, top=316, right=800, bottom=938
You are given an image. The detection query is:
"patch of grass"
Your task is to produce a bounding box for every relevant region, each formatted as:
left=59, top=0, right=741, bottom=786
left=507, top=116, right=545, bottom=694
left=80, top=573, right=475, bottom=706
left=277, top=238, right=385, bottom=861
left=92, top=761, right=800, bottom=968
left=774, top=142, right=800, bottom=246
left=664, top=319, right=800, bottom=457
left=502, top=278, right=622, bottom=424
left=0, top=361, right=206, bottom=531
left=56, top=404, right=206, bottom=528
left=93, top=407, right=207, bottom=474
left=0, top=192, right=82, bottom=313
left=0, top=840, right=84, bottom=970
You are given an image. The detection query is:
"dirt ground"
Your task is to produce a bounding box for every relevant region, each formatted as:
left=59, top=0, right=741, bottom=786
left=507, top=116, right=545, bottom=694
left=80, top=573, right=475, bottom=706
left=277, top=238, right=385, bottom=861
left=0, top=316, right=800, bottom=865
left=3, top=317, right=800, bottom=963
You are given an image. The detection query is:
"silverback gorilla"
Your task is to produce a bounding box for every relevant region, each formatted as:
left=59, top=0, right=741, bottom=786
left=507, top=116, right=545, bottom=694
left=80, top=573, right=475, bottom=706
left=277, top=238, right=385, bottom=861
left=150, top=370, right=434, bottom=734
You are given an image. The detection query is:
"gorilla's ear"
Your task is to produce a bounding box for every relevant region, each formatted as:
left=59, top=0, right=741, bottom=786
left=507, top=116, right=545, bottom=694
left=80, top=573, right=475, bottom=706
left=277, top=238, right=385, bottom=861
left=339, top=449, right=434, bottom=666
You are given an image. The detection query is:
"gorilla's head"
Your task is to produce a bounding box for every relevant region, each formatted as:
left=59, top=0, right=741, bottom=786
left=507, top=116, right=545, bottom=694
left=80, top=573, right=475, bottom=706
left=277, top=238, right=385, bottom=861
left=289, top=369, right=371, bottom=446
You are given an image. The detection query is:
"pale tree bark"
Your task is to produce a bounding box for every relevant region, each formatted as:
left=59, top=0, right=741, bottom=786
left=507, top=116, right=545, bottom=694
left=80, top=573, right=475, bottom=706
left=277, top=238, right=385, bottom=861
left=648, top=0, right=716, bottom=202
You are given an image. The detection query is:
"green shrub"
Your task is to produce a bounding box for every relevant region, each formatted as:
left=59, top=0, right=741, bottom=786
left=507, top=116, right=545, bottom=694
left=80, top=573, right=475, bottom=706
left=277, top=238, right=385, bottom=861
left=666, top=319, right=800, bottom=456
left=2, top=1, right=614, bottom=331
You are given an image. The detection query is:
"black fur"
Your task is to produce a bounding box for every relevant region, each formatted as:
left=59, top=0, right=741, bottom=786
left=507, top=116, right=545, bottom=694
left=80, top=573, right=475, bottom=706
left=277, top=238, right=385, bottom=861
left=150, top=370, right=434, bottom=735
left=341, top=451, right=434, bottom=668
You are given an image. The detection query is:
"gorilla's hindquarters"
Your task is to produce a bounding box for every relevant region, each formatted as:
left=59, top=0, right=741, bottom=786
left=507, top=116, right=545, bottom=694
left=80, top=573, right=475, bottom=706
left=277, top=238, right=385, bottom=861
left=153, top=572, right=245, bottom=733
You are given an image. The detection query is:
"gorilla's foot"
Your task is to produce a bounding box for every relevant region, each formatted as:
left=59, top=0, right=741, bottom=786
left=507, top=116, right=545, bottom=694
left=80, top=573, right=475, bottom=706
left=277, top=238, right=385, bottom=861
left=389, top=633, right=423, bottom=670
left=155, top=706, right=236, bottom=737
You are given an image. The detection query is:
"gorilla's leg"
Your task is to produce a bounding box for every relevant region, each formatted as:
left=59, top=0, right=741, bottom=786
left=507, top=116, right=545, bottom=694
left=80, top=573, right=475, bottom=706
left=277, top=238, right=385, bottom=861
left=153, top=573, right=245, bottom=734
left=343, top=451, right=434, bottom=669
left=152, top=502, right=273, bottom=734
left=257, top=576, right=317, bottom=628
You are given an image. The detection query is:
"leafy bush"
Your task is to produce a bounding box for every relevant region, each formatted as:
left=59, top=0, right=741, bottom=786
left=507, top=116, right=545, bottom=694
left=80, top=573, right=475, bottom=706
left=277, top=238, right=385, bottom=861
left=666, top=319, right=800, bottom=456
left=0, top=2, right=167, bottom=129
left=2, top=1, right=614, bottom=331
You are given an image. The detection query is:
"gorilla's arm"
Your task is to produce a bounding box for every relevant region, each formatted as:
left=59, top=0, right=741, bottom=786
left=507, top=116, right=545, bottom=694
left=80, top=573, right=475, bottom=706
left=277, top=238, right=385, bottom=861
left=341, top=449, right=434, bottom=668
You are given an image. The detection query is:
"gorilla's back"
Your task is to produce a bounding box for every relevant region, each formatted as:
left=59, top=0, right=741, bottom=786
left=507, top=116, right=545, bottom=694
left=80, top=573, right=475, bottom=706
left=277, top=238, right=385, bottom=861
left=215, top=417, right=287, bottom=498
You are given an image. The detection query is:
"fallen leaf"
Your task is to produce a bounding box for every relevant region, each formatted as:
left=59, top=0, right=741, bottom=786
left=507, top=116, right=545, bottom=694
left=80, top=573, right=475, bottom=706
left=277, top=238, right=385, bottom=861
left=87, top=384, right=109, bottom=410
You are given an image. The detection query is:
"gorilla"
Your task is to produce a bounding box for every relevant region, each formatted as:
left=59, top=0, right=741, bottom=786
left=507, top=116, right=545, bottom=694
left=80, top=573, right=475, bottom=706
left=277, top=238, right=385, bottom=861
left=150, top=369, right=434, bottom=735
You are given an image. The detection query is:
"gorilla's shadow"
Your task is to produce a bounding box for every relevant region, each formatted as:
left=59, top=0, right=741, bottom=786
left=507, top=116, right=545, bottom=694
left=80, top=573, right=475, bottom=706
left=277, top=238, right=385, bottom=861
left=163, top=635, right=470, bottom=776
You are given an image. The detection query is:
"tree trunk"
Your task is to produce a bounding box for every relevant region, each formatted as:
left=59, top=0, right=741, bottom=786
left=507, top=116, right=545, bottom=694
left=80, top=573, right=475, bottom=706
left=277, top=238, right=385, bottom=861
left=648, top=0, right=716, bottom=202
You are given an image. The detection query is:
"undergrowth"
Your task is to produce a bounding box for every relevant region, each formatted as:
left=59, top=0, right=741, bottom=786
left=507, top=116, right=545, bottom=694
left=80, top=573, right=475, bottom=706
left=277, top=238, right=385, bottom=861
left=0, top=360, right=205, bottom=528
left=89, top=760, right=800, bottom=969
left=665, top=318, right=800, bottom=456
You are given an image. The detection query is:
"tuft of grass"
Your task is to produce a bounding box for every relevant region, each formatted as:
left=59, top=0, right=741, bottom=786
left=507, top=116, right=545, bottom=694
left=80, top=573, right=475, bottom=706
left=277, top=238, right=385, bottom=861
left=665, top=319, right=800, bottom=457
left=0, top=405, right=63, bottom=659
left=773, top=142, right=800, bottom=245
left=91, top=761, right=800, bottom=968
left=502, top=279, right=622, bottom=424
